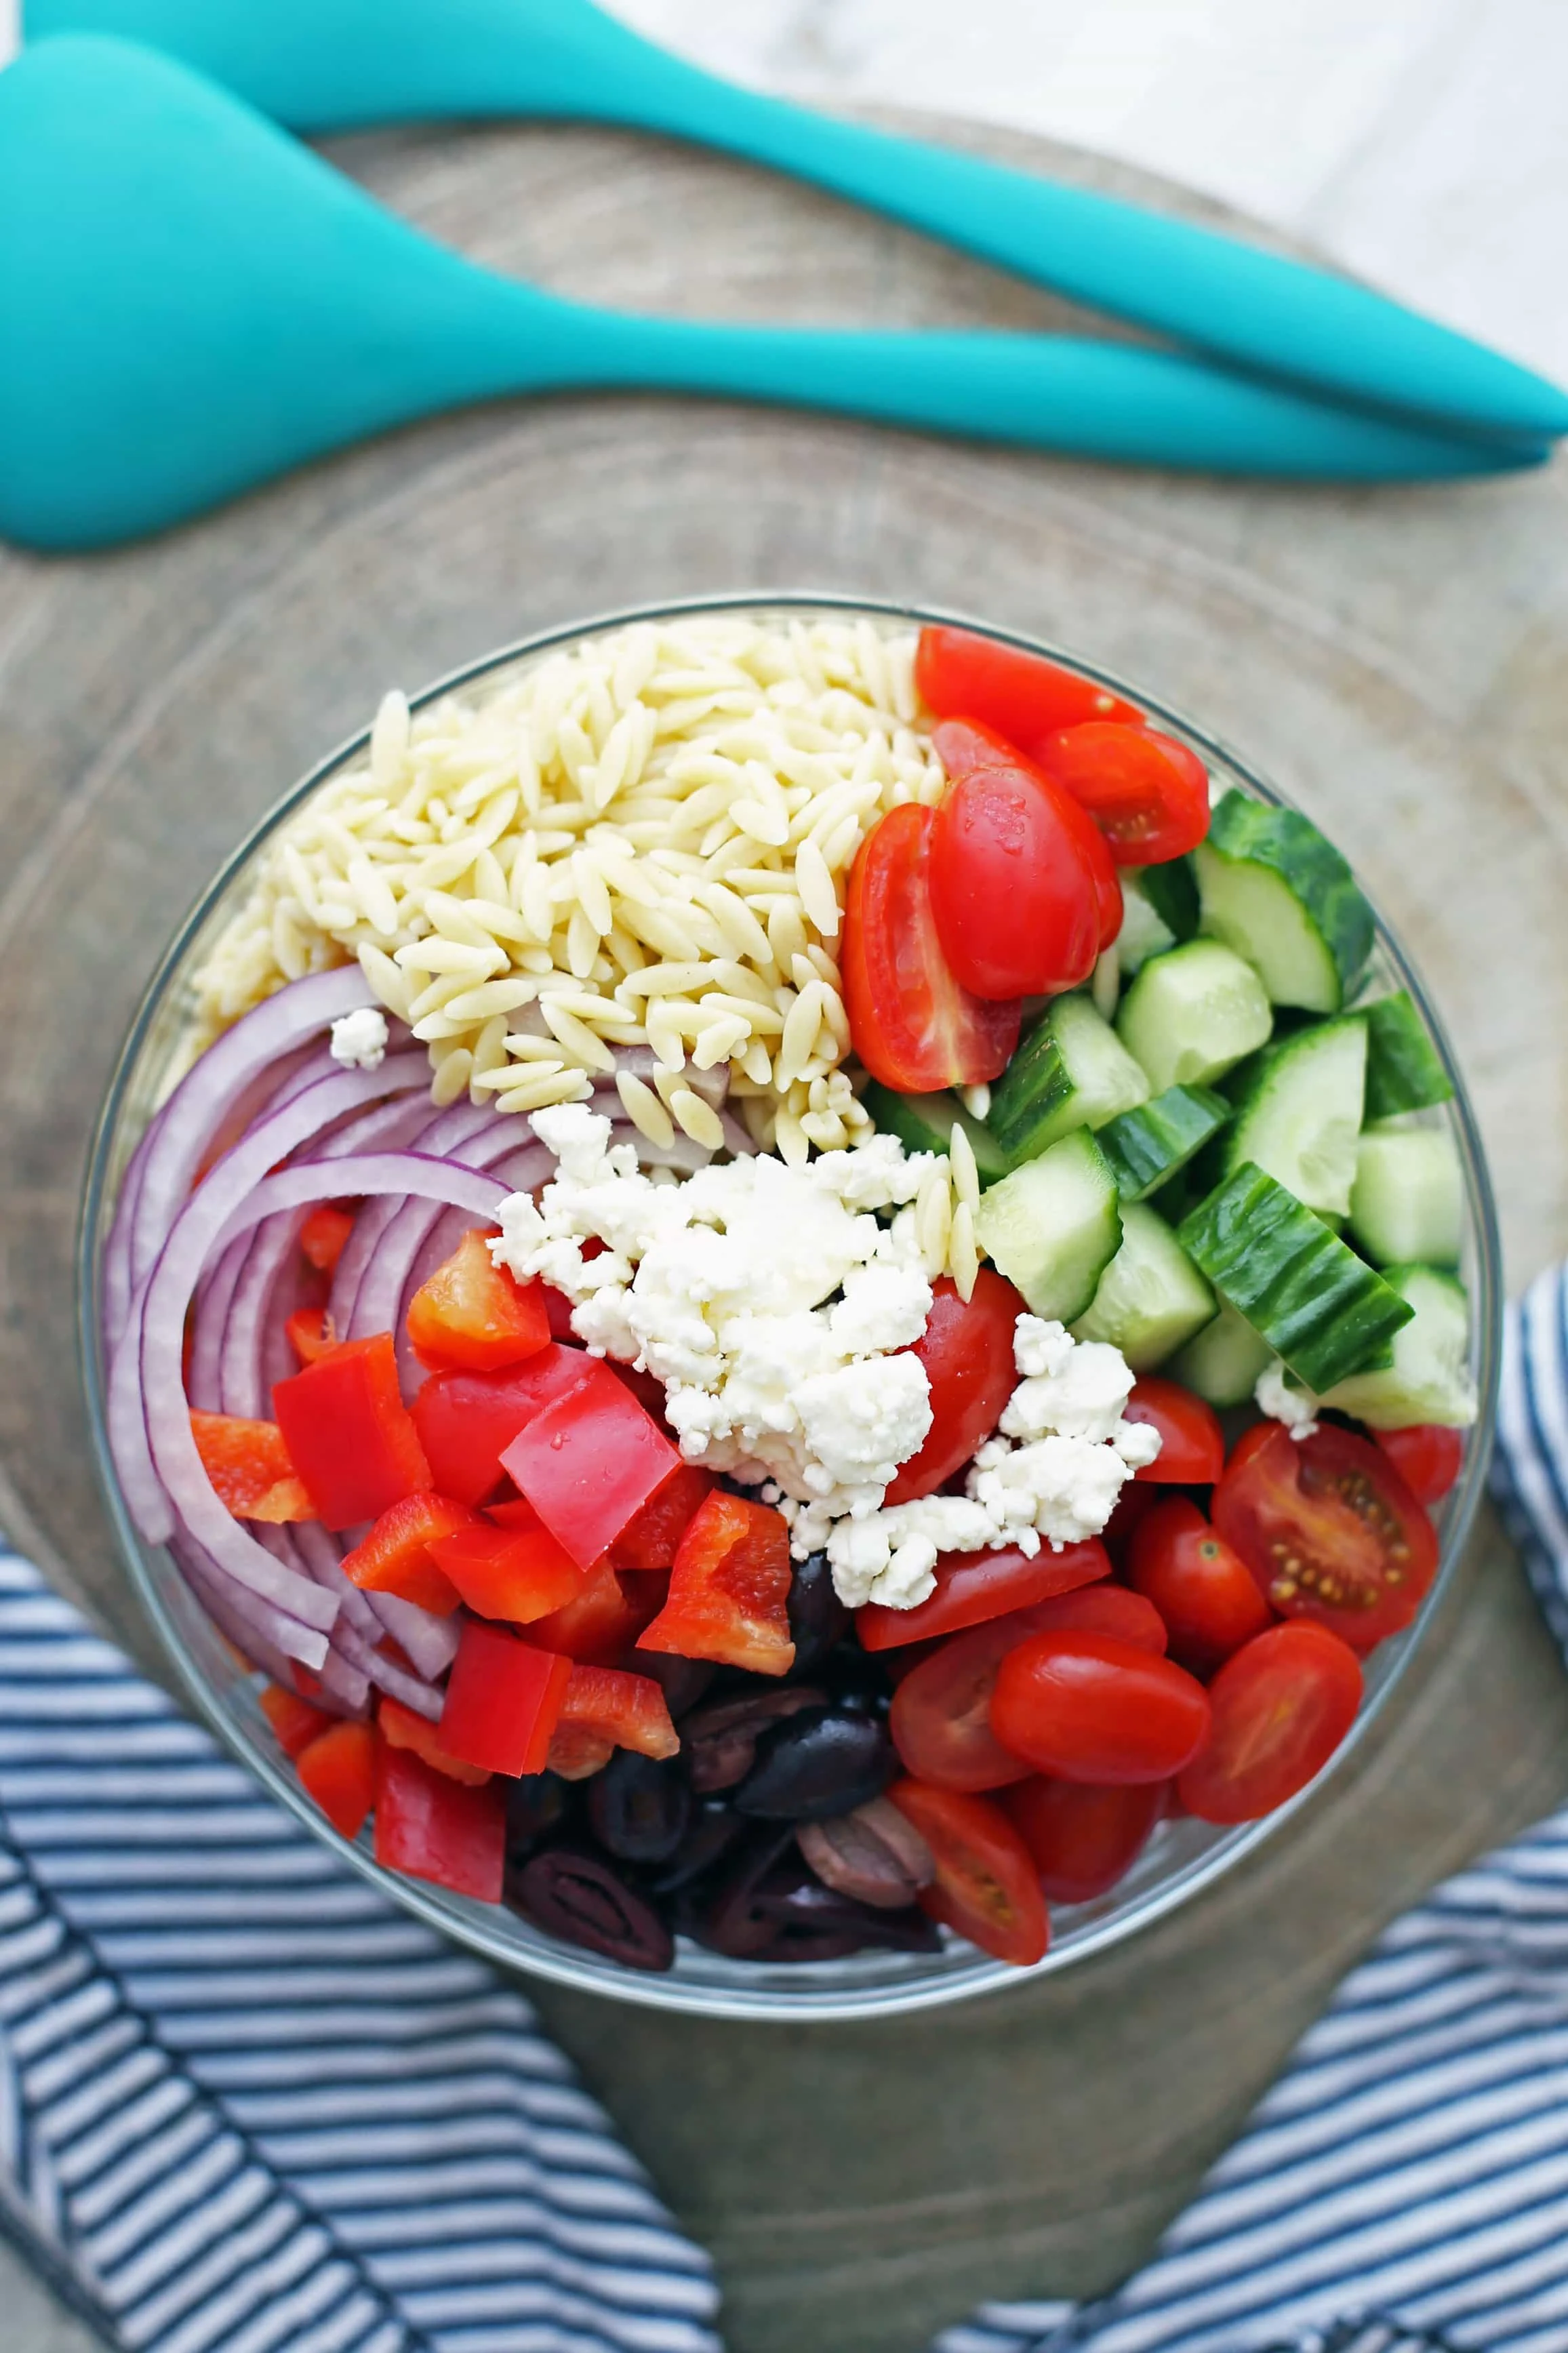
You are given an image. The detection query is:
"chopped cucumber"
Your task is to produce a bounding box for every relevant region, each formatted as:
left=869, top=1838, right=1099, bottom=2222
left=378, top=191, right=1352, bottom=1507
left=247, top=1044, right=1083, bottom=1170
left=1220, top=1015, right=1367, bottom=1219
left=1070, top=1203, right=1215, bottom=1371
left=1323, top=1265, right=1476, bottom=1429
left=1091, top=947, right=1120, bottom=1022
left=1116, top=940, right=1272, bottom=1093
left=987, top=994, right=1150, bottom=1167
left=1178, top=1161, right=1413, bottom=1393
left=1138, top=854, right=1200, bottom=943
left=862, top=1081, right=1011, bottom=1185
left=1168, top=1298, right=1274, bottom=1408
left=1097, top=1085, right=1230, bottom=1203
left=1348, top=1125, right=1463, bottom=1268
left=1116, top=873, right=1178, bottom=976
left=1362, top=990, right=1453, bottom=1120
left=973, top=1128, right=1122, bottom=1323
left=1195, top=790, right=1373, bottom=1013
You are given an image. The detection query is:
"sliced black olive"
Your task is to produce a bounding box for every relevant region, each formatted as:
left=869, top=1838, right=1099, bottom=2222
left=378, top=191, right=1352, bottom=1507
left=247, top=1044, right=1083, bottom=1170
left=508, top=1846, right=674, bottom=1973
left=734, top=1706, right=896, bottom=1822
left=753, top=1868, right=942, bottom=1956
left=682, top=1686, right=826, bottom=1794
left=632, top=1651, right=717, bottom=1720
left=586, top=1750, right=691, bottom=1865
left=786, top=1552, right=849, bottom=1674
left=647, top=1798, right=745, bottom=1895
left=695, top=1825, right=799, bottom=1957
left=504, top=1770, right=572, bottom=1857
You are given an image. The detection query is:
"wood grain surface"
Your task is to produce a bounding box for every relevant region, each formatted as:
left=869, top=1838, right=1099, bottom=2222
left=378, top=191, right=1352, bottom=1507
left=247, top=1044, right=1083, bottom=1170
left=1, top=111, right=1566, bottom=2353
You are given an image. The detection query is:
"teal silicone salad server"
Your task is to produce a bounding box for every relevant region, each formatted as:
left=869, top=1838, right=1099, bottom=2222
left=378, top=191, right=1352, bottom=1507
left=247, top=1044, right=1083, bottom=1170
left=0, top=39, right=1545, bottom=553
left=26, top=0, right=1568, bottom=445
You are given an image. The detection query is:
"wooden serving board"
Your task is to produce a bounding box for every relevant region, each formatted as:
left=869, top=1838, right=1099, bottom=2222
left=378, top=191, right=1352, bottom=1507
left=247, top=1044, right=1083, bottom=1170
left=1, top=108, right=1566, bottom=2353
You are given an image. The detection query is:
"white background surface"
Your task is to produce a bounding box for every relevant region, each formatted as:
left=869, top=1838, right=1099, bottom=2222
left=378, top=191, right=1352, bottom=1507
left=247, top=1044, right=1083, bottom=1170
left=0, top=3, right=1560, bottom=2346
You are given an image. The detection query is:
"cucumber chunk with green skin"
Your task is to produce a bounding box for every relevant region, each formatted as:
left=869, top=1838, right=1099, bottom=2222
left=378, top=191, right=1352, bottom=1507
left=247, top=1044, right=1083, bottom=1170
left=1349, top=1125, right=1463, bottom=1268
left=1195, top=790, right=1374, bottom=1013
left=1178, top=1161, right=1413, bottom=1392
left=1116, top=873, right=1178, bottom=976
left=1168, top=1298, right=1274, bottom=1408
left=973, top=1129, right=1122, bottom=1323
left=1321, top=1264, right=1476, bottom=1429
left=1137, top=854, right=1199, bottom=943
left=1362, top=990, right=1454, bottom=1119
left=862, top=1081, right=1011, bottom=1184
left=1070, top=1203, right=1215, bottom=1371
left=986, top=993, right=1150, bottom=1167
left=1220, top=1015, right=1367, bottom=1219
left=1098, top=1085, right=1231, bottom=1203
left=1116, top=939, right=1272, bottom=1093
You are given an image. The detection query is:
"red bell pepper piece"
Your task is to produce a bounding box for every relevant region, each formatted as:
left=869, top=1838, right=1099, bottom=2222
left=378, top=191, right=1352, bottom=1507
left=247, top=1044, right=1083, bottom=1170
left=439, top=1621, right=574, bottom=1778
left=411, top=1345, right=596, bottom=1508
left=285, top=1306, right=339, bottom=1366
left=501, top=1357, right=681, bottom=1571
left=342, top=1492, right=481, bottom=1615
left=559, top=1663, right=679, bottom=1761
left=373, top=1739, right=506, bottom=1901
left=610, top=1462, right=715, bottom=1571
left=523, top=1560, right=666, bottom=1664
left=546, top=1723, right=616, bottom=1780
left=378, top=1692, right=491, bottom=1787
left=296, top=1720, right=377, bottom=1840
left=405, top=1228, right=552, bottom=1374
left=190, top=1410, right=314, bottom=1524
left=639, top=1492, right=795, bottom=1676
left=428, top=1521, right=586, bottom=1624
left=259, top=1681, right=334, bottom=1758
left=273, top=1333, right=430, bottom=1530
left=300, top=1202, right=356, bottom=1274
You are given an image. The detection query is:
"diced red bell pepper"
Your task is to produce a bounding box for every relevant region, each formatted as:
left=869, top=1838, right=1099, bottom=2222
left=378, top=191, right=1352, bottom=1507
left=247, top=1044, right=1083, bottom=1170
left=260, top=1681, right=334, bottom=1758
left=501, top=1356, right=680, bottom=1571
left=639, top=1492, right=795, bottom=1676
left=428, top=1521, right=586, bottom=1624
left=559, top=1663, right=679, bottom=1761
left=411, top=1346, right=596, bottom=1508
left=546, top=1723, right=616, bottom=1780
left=523, top=1561, right=666, bottom=1664
left=405, top=1228, right=552, bottom=1374
left=296, top=1719, right=377, bottom=1840
left=273, top=1333, right=430, bottom=1530
left=378, top=1692, right=491, bottom=1786
left=300, top=1202, right=356, bottom=1274
left=439, top=1620, right=574, bottom=1778
left=373, top=1739, right=506, bottom=1900
left=611, top=1462, right=715, bottom=1571
left=190, top=1411, right=315, bottom=1524
left=342, top=1492, right=481, bottom=1614
left=285, top=1306, right=339, bottom=1366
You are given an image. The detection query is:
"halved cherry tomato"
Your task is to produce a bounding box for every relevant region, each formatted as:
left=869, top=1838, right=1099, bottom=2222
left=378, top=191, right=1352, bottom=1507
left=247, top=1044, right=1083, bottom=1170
left=1129, top=1497, right=1275, bottom=1672
left=1122, top=1377, right=1224, bottom=1485
left=1375, top=1423, right=1464, bottom=1506
left=990, top=1632, right=1211, bottom=1784
left=1004, top=1776, right=1167, bottom=1903
left=527, top=1560, right=666, bottom=1665
left=856, top=1538, right=1109, bottom=1651
left=887, top=1777, right=1049, bottom=1966
left=428, top=1521, right=586, bottom=1624
left=610, top=1463, right=715, bottom=1570
left=502, top=1357, right=681, bottom=1571
left=190, top=1410, right=313, bottom=1524
left=1034, top=723, right=1211, bottom=865
left=273, top=1333, right=430, bottom=1531
left=342, top=1491, right=479, bottom=1615
left=1212, top=1423, right=1438, bottom=1654
left=934, top=717, right=1121, bottom=951
left=260, top=1681, right=333, bottom=1759
left=843, top=802, right=1022, bottom=1091
left=883, top=1270, right=1025, bottom=1505
left=557, top=1664, right=679, bottom=1761
left=1225, top=1421, right=1280, bottom=1479
left=374, top=1739, right=506, bottom=1900
left=889, top=1620, right=1034, bottom=1792
left=300, top=1202, right=355, bottom=1274
left=1100, top=1478, right=1161, bottom=1568
left=639, top=1492, right=795, bottom=1676
left=411, top=1345, right=595, bottom=1508
left=1178, top=1621, right=1362, bottom=1823
left=914, top=625, right=1142, bottom=743
left=296, top=1720, right=377, bottom=1841
left=378, top=1692, right=491, bottom=1787
left=405, top=1228, right=552, bottom=1373
left=928, top=721, right=1106, bottom=998
left=1021, top=1583, right=1168, bottom=1654
left=284, top=1306, right=339, bottom=1366
left=438, top=1621, right=574, bottom=1779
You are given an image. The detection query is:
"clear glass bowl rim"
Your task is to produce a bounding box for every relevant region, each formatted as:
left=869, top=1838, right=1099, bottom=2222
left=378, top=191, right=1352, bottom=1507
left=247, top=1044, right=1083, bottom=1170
left=78, top=589, right=1502, bottom=2022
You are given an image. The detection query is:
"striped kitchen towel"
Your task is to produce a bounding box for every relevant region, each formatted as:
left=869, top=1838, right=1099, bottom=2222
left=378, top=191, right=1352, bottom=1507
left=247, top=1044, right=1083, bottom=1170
left=941, top=1258, right=1568, bottom=2353
left=0, top=1546, right=720, bottom=2353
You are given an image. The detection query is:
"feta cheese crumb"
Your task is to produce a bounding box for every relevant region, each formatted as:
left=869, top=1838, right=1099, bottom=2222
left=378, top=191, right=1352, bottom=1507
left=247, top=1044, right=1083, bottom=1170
left=329, top=1006, right=388, bottom=1070
left=1255, top=1358, right=1319, bottom=1438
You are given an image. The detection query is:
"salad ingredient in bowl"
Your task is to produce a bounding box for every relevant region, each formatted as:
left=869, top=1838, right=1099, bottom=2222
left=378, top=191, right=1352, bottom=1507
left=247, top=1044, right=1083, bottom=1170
left=93, top=607, right=1485, bottom=1995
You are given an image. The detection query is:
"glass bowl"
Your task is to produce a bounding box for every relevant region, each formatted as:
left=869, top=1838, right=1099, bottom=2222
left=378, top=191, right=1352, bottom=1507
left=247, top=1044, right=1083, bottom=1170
left=79, top=594, right=1500, bottom=2021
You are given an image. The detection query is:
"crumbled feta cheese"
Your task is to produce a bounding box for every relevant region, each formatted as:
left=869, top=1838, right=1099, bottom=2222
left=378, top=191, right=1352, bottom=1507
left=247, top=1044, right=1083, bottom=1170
left=1255, top=1358, right=1319, bottom=1438
left=329, top=1006, right=388, bottom=1069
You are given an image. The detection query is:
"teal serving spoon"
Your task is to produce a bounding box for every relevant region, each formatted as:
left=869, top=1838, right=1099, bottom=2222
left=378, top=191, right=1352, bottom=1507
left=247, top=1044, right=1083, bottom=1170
left=26, top=0, right=1568, bottom=445
left=0, top=39, right=1542, bottom=554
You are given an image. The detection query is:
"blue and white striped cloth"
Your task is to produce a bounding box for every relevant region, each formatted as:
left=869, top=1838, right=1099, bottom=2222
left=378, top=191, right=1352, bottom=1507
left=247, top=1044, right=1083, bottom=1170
left=3, top=1262, right=1568, bottom=2353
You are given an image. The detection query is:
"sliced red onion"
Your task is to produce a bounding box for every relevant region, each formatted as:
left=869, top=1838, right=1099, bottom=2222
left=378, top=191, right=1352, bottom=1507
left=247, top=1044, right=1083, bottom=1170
left=187, top=1232, right=252, bottom=1412
left=328, top=1099, right=496, bottom=1337
left=270, top=1519, right=381, bottom=1644
left=348, top=1131, right=549, bottom=1343
left=173, top=1535, right=330, bottom=1676
left=363, top=1645, right=445, bottom=1721
left=364, top=1590, right=462, bottom=1682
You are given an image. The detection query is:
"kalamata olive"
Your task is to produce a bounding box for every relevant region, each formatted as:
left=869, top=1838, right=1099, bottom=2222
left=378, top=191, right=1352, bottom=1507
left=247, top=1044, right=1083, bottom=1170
left=752, top=1868, right=942, bottom=1956
left=787, top=1552, right=849, bottom=1674
left=647, top=1798, right=745, bottom=1895
left=586, top=1750, right=691, bottom=1865
left=696, top=1825, right=799, bottom=1956
left=734, top=1706, right=896, bottom=1822
left=797, top=1796, right=937, bottom=1909
left=683, top=1687, right=826, bottom=1794
left=632, top=1651, right=717, bottom=1719
left=508, top=1847, right=674, bottom=1972
left=504, top=1771, right=571, bottom=1854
